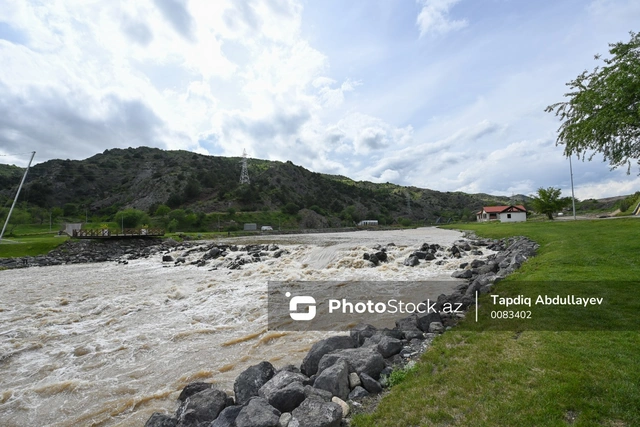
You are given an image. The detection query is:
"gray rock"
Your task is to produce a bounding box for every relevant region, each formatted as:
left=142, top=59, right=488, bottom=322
left=347, top=386, right=369, bottom=401
left=331, top=396, right=349, bottom=417
left=301, top=336, right=355, bottom=376
left=429, top=322, right=445, bottom=333
left=317, top=347, right=385, bottom=380
left=259, top=371, right=308, bottom=403
left=279, top=412, right=292, bottom=427
left=350, top=324, right=377, bottom=346
left=210, top=405, right=242, bottom=427
left=376, top=336, right=403, bottom=358
left=289, top=398, right=342, bottom=427
left=451, top=269, right=472, bottom=279
left=359, top=373, right=382, bottom=394
left=176, top=388, right=227, bottom=426
left=414, top=251, right=427, bottom=259
left=403, top=255, right=420, bottom=267
left=144, top=413, right=177, bottom=427
left=374, top=251, right=387, bottom=262
left=313, top=359, right=350, bottom=400
left=417, top=312, right=442, bottom=332
left=177, top=382, right=213, bottom=402
left=395, top=315, right=419, bottom=332
left=348, top=372, right=361, bottom=389
left=235, top=397, right=281, bottom=427
left=470, top=259, right=486, bottom=268
left=234, top=361, right=276, bottom=406
left=162, top=255, right=174, bottom=262
left=267, top=381, right=306, bottom=413
left=303, top=385, right=333, bottom=402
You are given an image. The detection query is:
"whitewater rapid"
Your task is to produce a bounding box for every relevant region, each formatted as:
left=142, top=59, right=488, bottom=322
left=0, top=227, right=479, bottom=426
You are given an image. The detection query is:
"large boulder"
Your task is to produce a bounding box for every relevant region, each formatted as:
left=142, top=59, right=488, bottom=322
left=259, top=371, right=308, bottom=403
left=144, top=413, right=177, bottom=427
left=303, top=385, right=333, bottom=402
left=177, top=382, right=213, bottom=402
left=376, top=335, right=403, bottom=358
left=234, top=361, right=276, bottom=406
left=359, top=373, right=382, bottom=394
left=313, top=359, right=350, bottom=400
left=403, top=255, right=420, bottom=267
left=288, top=398, right=342, bottom=427
left=350, top=324, right=377, bottom=346
left=265, top=381, right=306, bottom=413
left=417, top=312, right=442, bottom=332
left=234, top=397, right=281, bottom=427
left=300, top=335, right=355, bottom=376
left=317, top=347, right=385, bottom=379
left=176, top=388, right=227, bottom=427
left=210, top=405, right=242, bottom=427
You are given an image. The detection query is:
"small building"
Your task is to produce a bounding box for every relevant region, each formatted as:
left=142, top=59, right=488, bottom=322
left=357, top=220, right=379, bottom=226
left=243, top=223, right=257, bottom=231
left=476, top=205, right=527, bottom=223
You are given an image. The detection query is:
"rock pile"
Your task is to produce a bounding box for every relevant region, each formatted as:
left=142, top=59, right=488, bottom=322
left=145, top=318, right=443, bottom=427
left=0, top=240, right=288, bottom=271
left=0, top=238, right=181, bottom=269
left=442, top=236, right=539, bottom=309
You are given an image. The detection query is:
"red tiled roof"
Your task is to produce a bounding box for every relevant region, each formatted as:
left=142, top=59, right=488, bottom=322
left=480, top=205, right=526, bottom=214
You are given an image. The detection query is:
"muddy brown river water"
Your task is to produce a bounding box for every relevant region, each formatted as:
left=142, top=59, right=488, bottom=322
left=0, top=228, right=480, bottom=426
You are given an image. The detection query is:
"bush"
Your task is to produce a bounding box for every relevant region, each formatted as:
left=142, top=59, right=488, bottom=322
left=114, top=209, right=150, bottom=229
left=282, top=202, right=299, bottom=215
left=383, top=362, right=418, bottom=388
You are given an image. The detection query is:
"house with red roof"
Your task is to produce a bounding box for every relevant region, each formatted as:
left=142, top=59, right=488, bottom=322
left=476, top=205, right=527, bottom=223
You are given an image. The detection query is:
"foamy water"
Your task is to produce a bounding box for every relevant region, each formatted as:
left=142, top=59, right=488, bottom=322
left=0, top=228, right=482, bottom=426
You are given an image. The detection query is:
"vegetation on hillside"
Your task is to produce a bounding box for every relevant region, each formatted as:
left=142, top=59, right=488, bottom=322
left=0, top=147, right=518, bottom=231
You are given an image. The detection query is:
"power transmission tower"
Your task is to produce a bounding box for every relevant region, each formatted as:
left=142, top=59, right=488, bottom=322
left=239, top=149, right=250, bottom=184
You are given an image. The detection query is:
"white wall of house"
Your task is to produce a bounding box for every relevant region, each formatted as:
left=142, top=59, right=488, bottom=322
left=498, top=212, right=526, bottom=222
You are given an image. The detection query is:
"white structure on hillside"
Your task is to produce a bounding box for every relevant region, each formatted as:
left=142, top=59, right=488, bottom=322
left=357, top=220, right=379, bottom=226
left=476, top=205, right=527, bottom=223
left=239, top=149, right=250, bottom=184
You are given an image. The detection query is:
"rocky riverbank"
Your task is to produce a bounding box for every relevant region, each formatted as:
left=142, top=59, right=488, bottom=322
left=143, top=235, right=539, bottom=427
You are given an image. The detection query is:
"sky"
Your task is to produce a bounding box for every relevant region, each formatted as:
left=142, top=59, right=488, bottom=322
left=1, top=0, right=639, bottom=200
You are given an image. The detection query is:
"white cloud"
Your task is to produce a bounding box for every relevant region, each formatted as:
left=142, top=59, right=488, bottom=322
left=2, top=0, right=640, bottom=201
left=416, top=0, right=468, bottom=37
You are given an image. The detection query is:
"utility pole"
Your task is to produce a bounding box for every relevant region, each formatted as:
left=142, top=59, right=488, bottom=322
left=569, top=155, right=577, bottom=220
left=0, top=151, right=35, bottom=244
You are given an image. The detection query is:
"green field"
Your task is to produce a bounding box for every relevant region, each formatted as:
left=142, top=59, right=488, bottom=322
left=0, top=223, right=69, bottom=258
left=352, top=218, right=640, bottom=427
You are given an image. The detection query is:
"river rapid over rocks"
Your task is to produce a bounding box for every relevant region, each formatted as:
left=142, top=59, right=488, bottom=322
left=0, top=228, right=536, bottom=426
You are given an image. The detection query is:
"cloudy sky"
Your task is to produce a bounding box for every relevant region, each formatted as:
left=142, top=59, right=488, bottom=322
left=1, top=0, right=639, bottom=199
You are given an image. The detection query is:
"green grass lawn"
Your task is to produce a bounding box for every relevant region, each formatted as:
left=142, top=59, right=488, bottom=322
left=352, top=218, right=640, bottom=427
left=0, top=223, right=69, bottom=258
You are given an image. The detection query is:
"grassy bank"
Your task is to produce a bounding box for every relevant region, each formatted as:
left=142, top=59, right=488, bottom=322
left=0, top=223, right=69, bottom=258
left=352, top=218, right=640, bottom=427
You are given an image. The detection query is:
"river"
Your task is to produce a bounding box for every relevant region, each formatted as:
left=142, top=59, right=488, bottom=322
left=0, top=227, right=476, bottom=426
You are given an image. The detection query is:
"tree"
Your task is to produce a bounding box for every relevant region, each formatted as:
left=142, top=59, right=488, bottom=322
left=530, top=187, right=570, bottom=220
left=114, top=209, right=149, bottom=229
left=546, top=31, right=640, bottom=172
left=154, top=204, right=171, bottom=217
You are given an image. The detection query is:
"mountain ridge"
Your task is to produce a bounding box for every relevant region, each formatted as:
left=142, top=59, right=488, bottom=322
left=0, top=146, right=525, bottom=224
